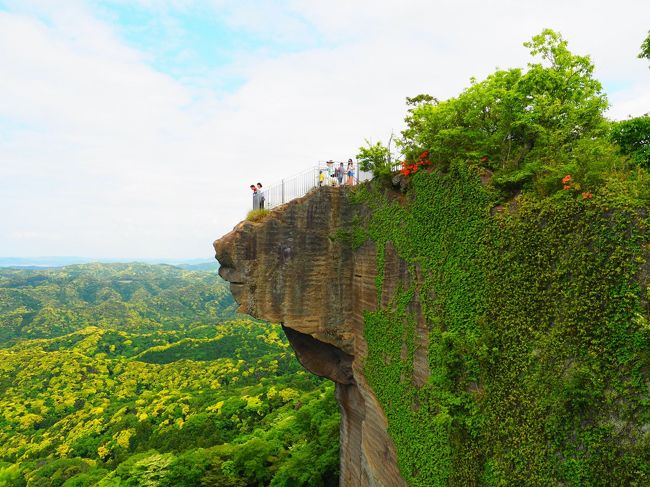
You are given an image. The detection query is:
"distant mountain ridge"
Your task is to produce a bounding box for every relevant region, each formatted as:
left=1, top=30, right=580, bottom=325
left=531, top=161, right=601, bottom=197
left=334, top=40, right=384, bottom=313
left=0, top=256, right=217, bottom=268
left=0, top=262, right=233, bottom=346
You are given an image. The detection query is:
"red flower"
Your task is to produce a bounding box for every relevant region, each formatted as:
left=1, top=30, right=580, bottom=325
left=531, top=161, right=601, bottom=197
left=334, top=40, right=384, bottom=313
left=563, top=185, right=571, bottom=190
left=581, top=191, right=593, bottom=199
left=562, top=175, right=572, bottom=184
left=480, top=155, right=489, bottom=162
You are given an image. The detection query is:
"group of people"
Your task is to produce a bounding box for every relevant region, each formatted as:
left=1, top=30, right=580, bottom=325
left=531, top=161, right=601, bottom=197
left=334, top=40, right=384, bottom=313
left=248, top=158, right=358, bottom=210
left=319, top=159, right=356, bottom=187
left=250, top=182, right=265, bottom=210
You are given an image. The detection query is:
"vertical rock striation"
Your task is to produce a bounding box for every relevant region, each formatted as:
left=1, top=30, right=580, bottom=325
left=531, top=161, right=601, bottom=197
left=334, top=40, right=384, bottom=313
left=214, top=187, right=409, bottom=487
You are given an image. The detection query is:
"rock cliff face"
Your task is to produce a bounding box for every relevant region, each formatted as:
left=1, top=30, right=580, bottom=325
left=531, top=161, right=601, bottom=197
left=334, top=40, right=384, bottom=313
left=214, top=187, right=409, bottom=487
left=215, top=179, right=650, bottom=486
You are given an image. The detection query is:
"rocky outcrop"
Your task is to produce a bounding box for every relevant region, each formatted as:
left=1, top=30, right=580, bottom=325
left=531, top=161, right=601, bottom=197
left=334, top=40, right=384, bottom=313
left=214, top=187, right=409, bottom=487
left=216, top=173, right=650, bottom=486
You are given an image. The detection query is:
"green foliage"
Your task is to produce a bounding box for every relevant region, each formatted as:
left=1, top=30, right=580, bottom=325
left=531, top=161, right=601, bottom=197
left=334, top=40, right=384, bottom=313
left=362, top=28, right=649, bottom=486
left=639, top=30, right=650, bottom=64
left=246, top=209, right=270, bottom=223
left=0, top=263, right=239, bottom=346
left=0, top=463, right=26, bottom=487
left=358, top=165, right=491, bottom=486
left=353, top=38, right=649, bottom=484
left=330, top=225, right=367, bottom=251
left=349, top=164, right=649, bottom=485
left=611, top=115, right=650, bottom=169
left=25, top=458, right=96, bottom=487
left=356, top=139, right=394, bottom=179
left=400, top=29, right=616, bottom=196
left=0, top=264, right=339, bottom=486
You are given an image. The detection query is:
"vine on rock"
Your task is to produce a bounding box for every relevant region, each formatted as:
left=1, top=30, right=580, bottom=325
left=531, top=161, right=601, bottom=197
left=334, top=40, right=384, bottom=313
left=351, top=166, right=649, bottom=486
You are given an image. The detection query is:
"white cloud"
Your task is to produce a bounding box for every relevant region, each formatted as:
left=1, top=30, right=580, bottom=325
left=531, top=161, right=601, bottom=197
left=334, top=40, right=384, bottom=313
left=1, top=0, right=649, bottom=258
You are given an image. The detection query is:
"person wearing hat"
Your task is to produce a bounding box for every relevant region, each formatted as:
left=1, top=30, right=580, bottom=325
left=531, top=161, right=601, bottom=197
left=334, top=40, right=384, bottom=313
left=325, top=160, right=335, bottom=186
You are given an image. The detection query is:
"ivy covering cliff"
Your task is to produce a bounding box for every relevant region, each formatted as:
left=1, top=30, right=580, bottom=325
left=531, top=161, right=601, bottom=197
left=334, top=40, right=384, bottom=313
left=350, top=30, right=650, bottom=486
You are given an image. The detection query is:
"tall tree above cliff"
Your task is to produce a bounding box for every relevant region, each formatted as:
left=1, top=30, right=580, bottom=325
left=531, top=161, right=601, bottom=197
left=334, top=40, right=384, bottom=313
left=400, top=29, right=616, bottom=194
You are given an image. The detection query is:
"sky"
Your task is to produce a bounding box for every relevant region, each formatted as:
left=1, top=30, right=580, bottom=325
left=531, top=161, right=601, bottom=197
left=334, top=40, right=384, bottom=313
left=1, top=0, right=648, bottom=260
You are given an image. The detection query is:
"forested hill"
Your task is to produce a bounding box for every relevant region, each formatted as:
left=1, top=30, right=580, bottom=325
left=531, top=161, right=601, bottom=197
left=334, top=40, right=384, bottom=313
left=0, top=263, right=239, bottom=346
left=0, top=264, right=339, bottom=486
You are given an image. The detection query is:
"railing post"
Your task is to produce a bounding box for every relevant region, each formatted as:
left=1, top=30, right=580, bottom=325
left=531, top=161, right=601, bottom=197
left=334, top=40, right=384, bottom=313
left=282, top=179, right=285, bottom=204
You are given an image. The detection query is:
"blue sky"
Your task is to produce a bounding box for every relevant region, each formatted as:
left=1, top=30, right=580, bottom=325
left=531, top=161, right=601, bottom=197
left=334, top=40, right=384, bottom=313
left=1, top=0, right=648, bottom=259
left=90, top=1, right=320, bottom=91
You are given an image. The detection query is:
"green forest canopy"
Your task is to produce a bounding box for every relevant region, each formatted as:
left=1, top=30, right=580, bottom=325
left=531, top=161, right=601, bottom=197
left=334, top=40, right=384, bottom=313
left=0, top=264, right=340, bottom=487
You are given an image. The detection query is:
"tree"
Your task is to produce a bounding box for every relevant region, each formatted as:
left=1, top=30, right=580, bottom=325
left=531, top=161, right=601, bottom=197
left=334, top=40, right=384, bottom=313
left=610, top=115, right=650, bottom=168
left=356, top=138, right=395, bottom=179
left=399, top=29, right=613, bottom=194
left=639, top=30, right=650, bottom=65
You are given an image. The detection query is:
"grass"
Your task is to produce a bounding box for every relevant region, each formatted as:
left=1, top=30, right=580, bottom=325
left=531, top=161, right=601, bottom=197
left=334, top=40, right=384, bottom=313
left=246, top=208, right=270, bottom=223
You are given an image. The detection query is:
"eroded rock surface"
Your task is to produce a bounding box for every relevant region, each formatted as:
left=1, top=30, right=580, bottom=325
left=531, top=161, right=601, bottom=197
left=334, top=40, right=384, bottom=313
left=214, top=187, right=409, bottom=487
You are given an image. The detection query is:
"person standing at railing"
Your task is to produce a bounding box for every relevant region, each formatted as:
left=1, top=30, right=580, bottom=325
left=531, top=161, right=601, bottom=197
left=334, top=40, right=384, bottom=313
left=257, top=182, right=265, bottom=209
left=336, top=162, right=344, bottom=186
left=319, top=170, right=325, bottom=187
left=346, top=159, right=355, bottom=186
left=250, top=184, right=259, bottom=209
left=326, top=160, right=335, bottom=187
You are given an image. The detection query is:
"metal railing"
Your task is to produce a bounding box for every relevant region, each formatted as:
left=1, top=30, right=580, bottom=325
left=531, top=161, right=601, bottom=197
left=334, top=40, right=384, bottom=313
left=255, top=162, right=373, bottom=210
